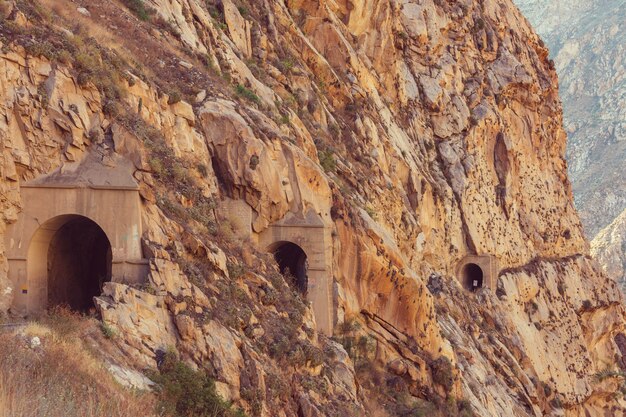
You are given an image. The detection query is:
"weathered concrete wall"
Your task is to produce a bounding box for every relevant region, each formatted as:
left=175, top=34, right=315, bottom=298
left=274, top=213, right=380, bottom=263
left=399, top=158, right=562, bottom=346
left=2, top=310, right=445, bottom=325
left=258, top=211, right=334, bottom=335
left=5, top=185, right=147, bottom=313
left=217, top=197, right=253, bottom=240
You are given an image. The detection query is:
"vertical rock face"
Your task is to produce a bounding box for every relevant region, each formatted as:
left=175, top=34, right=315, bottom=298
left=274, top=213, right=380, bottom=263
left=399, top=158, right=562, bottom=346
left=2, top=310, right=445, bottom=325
left=514, top=0, right=626, bottom=238
left=515, top=0, right=626, bottom=300
left=0, top=0, right=625, bottom=416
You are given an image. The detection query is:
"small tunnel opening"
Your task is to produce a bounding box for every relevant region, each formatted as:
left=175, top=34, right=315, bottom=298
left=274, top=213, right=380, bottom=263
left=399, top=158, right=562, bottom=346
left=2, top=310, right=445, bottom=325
left=271, top=242, right=308, bottom=295
left=47, top=217, right=112, bottom=312
left=462, top=263, right=484, bottom=292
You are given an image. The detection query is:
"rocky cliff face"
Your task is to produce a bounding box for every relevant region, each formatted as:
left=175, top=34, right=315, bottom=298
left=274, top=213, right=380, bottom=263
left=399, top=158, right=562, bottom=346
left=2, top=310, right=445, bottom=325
left=514, top=0, right=626, bottom=239
left=592, top=208, right=626, bottom=294
left=1, top=0, right=625, bottom=416
left=515, top=0, right=626, bottom=310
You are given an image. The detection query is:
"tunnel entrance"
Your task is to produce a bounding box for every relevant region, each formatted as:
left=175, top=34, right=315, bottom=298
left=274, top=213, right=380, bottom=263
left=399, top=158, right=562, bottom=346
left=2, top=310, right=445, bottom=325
left=45, top=216, right=112, bottom=312
left=270, top=241, right=308, bottom=295
left=462, top=263, right=484, bottom=292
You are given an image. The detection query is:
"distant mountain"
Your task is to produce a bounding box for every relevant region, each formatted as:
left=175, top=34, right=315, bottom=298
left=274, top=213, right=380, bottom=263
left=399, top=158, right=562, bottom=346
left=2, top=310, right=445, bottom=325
left=515, top=0, right=626, bottom=238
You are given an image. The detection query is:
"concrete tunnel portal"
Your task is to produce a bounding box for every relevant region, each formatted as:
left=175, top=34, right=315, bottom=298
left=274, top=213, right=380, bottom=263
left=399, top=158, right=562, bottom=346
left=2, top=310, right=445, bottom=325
left=5, top=184, right=149, bottom=315
left=270, top=241, right=308, bottom=295
left=462, top=263, right=484, bottom=291
left=44, top=215, right=112, bottom=311
left=257, top=210, right=333, bottom=334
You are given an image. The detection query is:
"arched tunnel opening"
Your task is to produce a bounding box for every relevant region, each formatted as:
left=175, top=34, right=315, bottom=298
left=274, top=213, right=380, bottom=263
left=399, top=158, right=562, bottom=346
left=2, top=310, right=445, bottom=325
left=271, top=241, right=308, bottom=295
left=47, top=216, right=112, bottom=312
left=462, top=263, right=484, bottom=292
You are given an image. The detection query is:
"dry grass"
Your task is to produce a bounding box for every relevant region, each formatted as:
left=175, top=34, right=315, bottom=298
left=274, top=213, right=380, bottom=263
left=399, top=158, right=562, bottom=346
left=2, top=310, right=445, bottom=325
left=0, top=310, right=157, bottom=417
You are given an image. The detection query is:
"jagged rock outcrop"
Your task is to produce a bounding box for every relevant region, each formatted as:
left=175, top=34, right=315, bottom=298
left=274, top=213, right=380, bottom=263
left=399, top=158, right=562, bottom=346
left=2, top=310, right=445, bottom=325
left=0, top=0, right=625, bottom=416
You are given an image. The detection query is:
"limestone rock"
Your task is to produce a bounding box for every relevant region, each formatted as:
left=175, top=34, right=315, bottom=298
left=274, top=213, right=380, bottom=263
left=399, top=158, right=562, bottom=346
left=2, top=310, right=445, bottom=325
left=223, top=0, right=252, bottom=58
left=95, top=283, right=177, bottom=367
left=202, top=320, right=244, bottom=400
left=0, top=1, right=623, bottom=416
left=107, top=363, right=155, bottom=391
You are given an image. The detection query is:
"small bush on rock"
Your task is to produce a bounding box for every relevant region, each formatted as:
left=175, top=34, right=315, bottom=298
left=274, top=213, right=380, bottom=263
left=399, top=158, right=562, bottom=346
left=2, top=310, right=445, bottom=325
left=121, top=0, right=153, bottom=21
left=431, top=356, right=454, bottom=393
left=151, top=351, right=246, bottom=417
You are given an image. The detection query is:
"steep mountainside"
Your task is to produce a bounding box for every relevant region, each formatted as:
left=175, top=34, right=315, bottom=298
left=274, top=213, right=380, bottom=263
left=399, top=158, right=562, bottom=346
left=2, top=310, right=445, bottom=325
left=592, top=208, right=626, bottom=293
left=515, top=0, right=626, bottom=238
left=0, top=0, right=625, bottom=416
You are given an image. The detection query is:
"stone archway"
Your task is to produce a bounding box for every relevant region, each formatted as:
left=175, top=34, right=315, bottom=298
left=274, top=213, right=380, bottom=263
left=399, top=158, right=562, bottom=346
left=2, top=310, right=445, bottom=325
left=30, top=215, right=112, bottom=312
left=5, top=184, right=149, bottom=314
left=461, top=263, right=484, bottom=291
left=456, top=255, right=497, bottom=292
left=258, top=211, right=333, bottom=335
left=268, top=241, right=308, bottom=295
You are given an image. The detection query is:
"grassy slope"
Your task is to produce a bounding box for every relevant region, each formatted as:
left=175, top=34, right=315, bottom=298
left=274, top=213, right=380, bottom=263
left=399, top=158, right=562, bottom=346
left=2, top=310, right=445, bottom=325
left=0, top=310, right=157, bottom=417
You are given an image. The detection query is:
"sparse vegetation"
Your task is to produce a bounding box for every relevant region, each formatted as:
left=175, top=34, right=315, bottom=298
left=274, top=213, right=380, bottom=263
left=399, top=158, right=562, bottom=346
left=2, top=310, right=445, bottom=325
left=120, top=112, right=218, bottom=233
left=318, top=148, right=336, bottom=173
left=364, top=205, right=377, bottom=220
left=235, top=84, right=260, bottom=104
left=227, top=261, right=246, bottom=279
left=36, top=82, right=49, bottom=109
left=167, top=89, right=182, bottom=105
left=0, top=310, right=156, bottom=417
left=237, top=6, right=249, bottom=17
left=431, top=356, right=454, bottom=393
left=100, top=322, right=117, bottom=339
left=278, top=57, right=295, bottom=72
left=151, top=350, right=247, bottom=417
left=197, top=163, right=209, bottom=177
left=278, top=113, right=290, bottom=125
left=0, top=14, right=129, bottom=111
left=249, top=154, right=260, bottom=170
left=121, top=0, right=153, bottom=21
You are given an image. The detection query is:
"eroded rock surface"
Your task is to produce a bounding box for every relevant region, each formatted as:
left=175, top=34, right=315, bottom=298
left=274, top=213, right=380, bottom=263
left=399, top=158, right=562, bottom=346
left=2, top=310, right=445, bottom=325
left=0, top=0, right=624, bottom=416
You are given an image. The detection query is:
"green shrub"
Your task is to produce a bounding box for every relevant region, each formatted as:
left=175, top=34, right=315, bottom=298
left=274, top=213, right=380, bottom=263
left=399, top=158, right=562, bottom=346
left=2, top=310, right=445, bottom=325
left=268, top=335, right=290, bottom=358
left=171, top=162, right=187, bottom=182
left=167, top=90, right=182, bottom=105
left=278, top=113, right=290, bottom=125
left=364, top=205, right=377, bottom=220
left=100, top=322, right=116, bottom=339
left=151, top=351, right=246, bottom=417
left=431, top=356, right=454, bottom=393
left=37, top=83, right=49, bottom=109
left=103, top=99, right=121, bottom=117
left=318, top=149, right=336, bottom=173
left=237, top=6, right=248, bottom=17
left=197, top=163, right=209, bottom=177
left=227, top=261, right=245, bottom=279
left=235, top=84, right=260, bottom=104
left=25, top=40, right=56, bottom=60
left=279, top=58, right=295, bottom=72
left=121, top=0, right=152, bottom=21
left=249, top=155, right=260, bottom=170
left=187, top=198, right=217, bottom=229
left=149, top=157, right=165, bottom=177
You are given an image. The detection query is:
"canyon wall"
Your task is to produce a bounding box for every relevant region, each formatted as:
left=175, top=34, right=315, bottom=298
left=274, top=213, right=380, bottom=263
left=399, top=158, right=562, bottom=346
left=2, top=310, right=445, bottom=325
left=0, top=0, right=625, bottom=415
